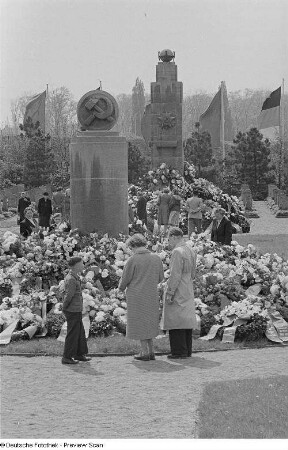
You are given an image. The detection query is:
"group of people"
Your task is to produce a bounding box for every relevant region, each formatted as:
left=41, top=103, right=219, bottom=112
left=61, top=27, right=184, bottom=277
left=61, top=227, right=198, bottom=364
left=157, top=188, right=233, bottom=245
left=17, top=188, right=70, bottom=238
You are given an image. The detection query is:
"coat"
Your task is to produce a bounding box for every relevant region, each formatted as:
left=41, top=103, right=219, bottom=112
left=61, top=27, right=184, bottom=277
left=62, top=271, right=83, bottom=313
left=161, top=241, right=197, bottom=330
left=20, top=217, right=36, bottom=238
left=157, top=193, right=171, bottom=225
left=37, top=198, right=52, bottom=227
left=186, top=196, right=203, bottom=219
left=119, top=248, right=164, bottom=340
left=211, top=216, right=232, bottom=245
left=136, top=196, right=147, bottom=224
left=18, top=197, right=31, bottom=219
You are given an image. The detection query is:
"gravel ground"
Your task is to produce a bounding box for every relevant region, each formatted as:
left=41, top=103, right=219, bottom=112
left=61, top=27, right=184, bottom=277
left=1, top=347, right=287, bottom=439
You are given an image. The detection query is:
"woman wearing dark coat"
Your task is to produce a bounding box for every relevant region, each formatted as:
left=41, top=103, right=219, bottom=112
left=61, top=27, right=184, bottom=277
left=136, top=192, right=147, bottom=225
left=37, top=192, right=53, bottom=228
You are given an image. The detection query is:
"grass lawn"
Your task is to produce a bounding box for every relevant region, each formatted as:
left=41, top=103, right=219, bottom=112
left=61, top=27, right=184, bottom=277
left=197, top=376, right=288, bottom=438
left=234, top=234, right=288, bottom=260
left=0, top=334, right=283, bottom=356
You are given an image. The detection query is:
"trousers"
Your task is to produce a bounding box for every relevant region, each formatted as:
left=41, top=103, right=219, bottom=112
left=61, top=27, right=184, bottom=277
left=63, top=311, right=88, bottom=359
left=169, top=329, right=192, bottom=356
left=188, top=218, right=202, bottom=237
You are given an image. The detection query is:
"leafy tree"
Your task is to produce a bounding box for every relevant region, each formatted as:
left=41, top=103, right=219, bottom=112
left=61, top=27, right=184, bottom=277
left=232, top=127, right=274, bottom=188
left=131, top=78, right=145, bottom=136
left=128, top=142, right=150, bottom=184
left=184, top=122, right=213, bottom=176
left=20, top=119, right=55, bottom=188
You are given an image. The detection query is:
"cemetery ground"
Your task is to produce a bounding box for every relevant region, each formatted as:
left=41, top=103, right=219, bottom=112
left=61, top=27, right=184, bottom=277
left=1, top=200, right=288, bottom=439
left=1, top=347, right=287, bottom=439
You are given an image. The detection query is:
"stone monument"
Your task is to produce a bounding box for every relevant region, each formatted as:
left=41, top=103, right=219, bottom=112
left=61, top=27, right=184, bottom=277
left=70, top=90, right=128, bottom=235
left=141, top=49, right=184, bottom=172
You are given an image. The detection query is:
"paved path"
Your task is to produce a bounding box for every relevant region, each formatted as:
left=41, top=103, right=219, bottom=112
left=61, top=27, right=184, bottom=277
left=1, top=347, right=287, bottom=439
left=246, top=201, right=288, bottom=235
left=233, top=201, right=288, bottom=259
left=0, top=216, right=19, bottom=240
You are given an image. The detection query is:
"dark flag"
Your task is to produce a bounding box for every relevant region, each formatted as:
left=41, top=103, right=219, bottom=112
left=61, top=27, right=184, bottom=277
left=258, top=87, right=281, bottom=130
left=199, top=82, right=234, bottom=152
left=24, top=90, right=46, bottom=132
left=199, top=89, right=221, bottom=149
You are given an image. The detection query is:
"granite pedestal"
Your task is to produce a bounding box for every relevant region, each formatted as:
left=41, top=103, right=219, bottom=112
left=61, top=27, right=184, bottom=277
left=70, top=131, right=128, bottom=236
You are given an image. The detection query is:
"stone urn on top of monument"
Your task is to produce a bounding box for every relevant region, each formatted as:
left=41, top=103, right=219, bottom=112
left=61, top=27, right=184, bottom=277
left=69, top=89, right=128, bottom=236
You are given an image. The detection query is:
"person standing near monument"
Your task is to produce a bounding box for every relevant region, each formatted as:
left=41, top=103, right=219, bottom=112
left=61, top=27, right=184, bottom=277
left=136, top=191, right=148, bottom=226
left=53, top=187, right=65, bottom=215
left=118, top=234, right=164, bottom=361
left=157, top=188, right=171, bottom=236
left=62, top=256, right=91, bottom=365
left=186, top=190, right=203, bottom=237
left=168, top=188, right=182, bottom=227
left=210, top=207, right=233, bottom=245
left=161, top=227, right=197, bottom=359
left=37, top=192, right=52, bottom=229
left=17, top=192, right=31, bottom=222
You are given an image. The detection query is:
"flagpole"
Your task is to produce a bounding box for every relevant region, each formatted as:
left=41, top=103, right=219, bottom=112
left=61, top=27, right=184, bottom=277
left=45, top=84, right=49, bottom=135
left=220, top=81, right=225, bottom=167
left=280, top=78, right=285, bottom=188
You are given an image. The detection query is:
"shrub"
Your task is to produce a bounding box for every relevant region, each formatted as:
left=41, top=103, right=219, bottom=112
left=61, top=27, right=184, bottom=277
left=46, top=312, right=66, bottom=337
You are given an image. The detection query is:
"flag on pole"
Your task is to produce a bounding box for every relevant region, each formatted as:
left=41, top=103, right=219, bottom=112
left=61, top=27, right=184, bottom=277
left=24, top=90, right=46, bottom=132
left=258, top=87, right=281, bottom=139
left=199, top=83, right=234, bottom=152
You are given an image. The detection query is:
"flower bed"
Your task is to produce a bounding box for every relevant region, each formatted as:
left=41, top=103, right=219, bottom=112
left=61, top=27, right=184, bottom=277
left=0, top=225, right=288, bottom=345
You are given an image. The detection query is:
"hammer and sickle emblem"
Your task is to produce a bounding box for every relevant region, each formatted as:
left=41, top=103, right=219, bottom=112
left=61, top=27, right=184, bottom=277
left=84, top=95, right=114, bottom=126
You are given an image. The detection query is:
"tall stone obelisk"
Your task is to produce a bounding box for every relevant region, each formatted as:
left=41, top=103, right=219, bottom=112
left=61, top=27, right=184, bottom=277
left=70, top=90, right=128, bottom=236
left=141, top=49, right=183, bottom=172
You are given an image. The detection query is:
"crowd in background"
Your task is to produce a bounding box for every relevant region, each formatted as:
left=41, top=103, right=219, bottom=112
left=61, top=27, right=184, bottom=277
left=17, top=187, right=71, bottom=238
left=130, top=187, right=233, bottom=246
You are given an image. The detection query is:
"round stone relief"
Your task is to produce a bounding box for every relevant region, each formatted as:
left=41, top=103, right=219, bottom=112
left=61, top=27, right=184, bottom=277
left=77, top=90, right=119, bottom=131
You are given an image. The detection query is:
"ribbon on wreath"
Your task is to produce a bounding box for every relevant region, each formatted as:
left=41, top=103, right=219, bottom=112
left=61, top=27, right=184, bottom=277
left=0, top=320, right=19, bottom=345
left=200, top=309, right=288, bottom=344
left=199, top=315, right=247, bottom=343
left=265, top=310, right=288, bottom=343
left=57, top=313, right=90, bottom=342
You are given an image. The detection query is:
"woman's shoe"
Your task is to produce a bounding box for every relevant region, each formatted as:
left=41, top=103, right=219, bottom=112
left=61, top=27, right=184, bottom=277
left=134, top=353, right=150, bottom=361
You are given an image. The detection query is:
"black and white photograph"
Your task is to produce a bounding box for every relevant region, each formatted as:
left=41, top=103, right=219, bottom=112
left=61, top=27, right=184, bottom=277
left=0, top=0, right=287, bottom=446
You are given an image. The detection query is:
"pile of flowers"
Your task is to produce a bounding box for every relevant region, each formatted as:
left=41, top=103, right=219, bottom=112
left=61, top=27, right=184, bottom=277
left=133, top=162, right=250, bottom=232
left=0, top=165, right=287, bottom=344
left=0, top=224, right=287, bottom=344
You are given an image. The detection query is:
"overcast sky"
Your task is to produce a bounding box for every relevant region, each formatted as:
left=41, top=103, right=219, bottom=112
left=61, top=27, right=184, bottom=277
left=1, top=0, right=287, bottom=125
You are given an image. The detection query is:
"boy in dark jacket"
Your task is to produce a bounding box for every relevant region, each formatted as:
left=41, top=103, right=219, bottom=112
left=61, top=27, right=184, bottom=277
left=62, top=256, right=91, bottom=365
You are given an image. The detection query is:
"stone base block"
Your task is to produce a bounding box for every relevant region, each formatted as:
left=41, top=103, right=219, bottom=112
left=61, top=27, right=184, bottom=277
left=70, top=131, right=128, bottom=236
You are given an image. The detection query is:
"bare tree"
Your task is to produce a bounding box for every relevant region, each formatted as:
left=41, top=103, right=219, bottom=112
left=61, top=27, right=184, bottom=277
left=47, top=86, right=77, bottom=137
left=116, top=93, right=133, bottom=137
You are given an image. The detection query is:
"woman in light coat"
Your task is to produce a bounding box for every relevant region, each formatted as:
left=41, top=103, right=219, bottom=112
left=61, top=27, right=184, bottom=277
left=118, top=234, right=164, bottom=361
left=161, top=227, right=197, bottom=359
